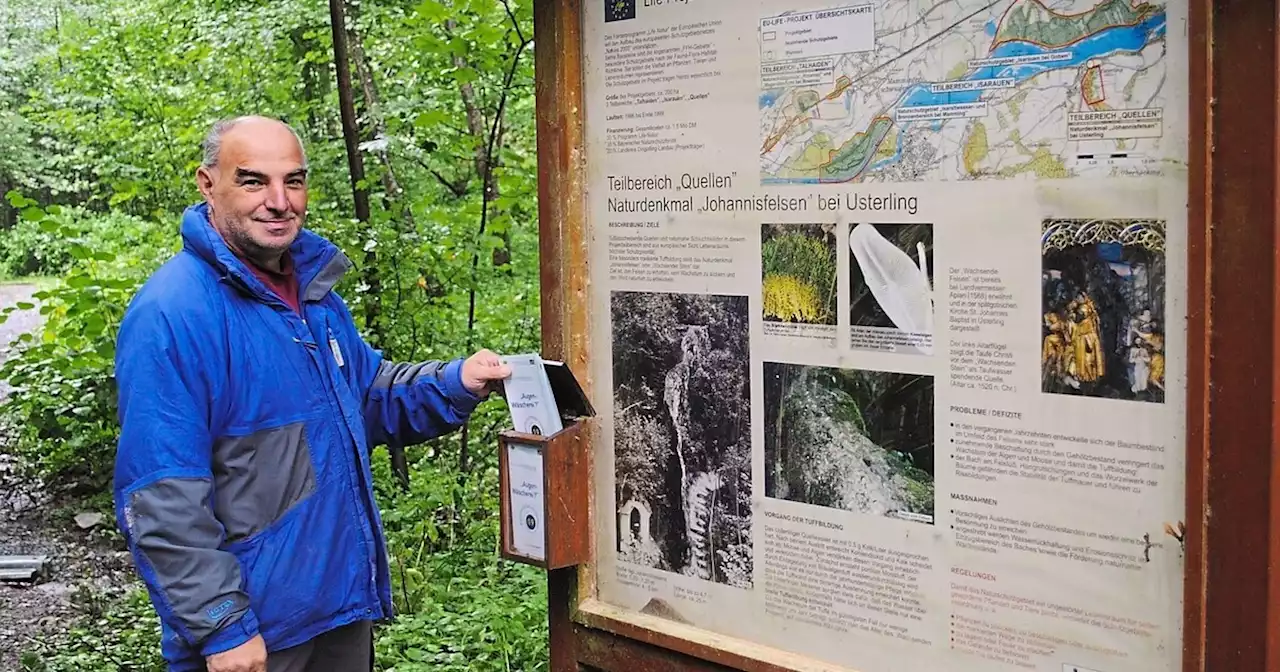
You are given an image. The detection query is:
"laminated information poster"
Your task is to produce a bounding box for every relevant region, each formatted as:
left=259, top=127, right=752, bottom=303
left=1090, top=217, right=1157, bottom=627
left=584, top=1, right=1189, bottom=671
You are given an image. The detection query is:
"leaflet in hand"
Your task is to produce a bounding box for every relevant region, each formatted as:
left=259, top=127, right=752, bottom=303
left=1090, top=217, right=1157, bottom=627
left=500, top=353, right=563, bottom=436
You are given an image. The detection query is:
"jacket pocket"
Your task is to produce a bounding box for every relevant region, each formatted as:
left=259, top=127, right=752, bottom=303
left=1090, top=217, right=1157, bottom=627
left=212, top=421, right=317, bottom=544
left=224, top=516, right=311, bottom=636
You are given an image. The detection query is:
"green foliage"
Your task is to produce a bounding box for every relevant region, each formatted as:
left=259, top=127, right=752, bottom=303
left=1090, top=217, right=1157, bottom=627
left=19, top=587, right=166, bottom=672
left=376, top=474, right=552, bottom=672
left=0, top=202, right=170, bottom=491
left=0, top=195, right=70, bottom=277
left=20, top=446, right=549, bottom=672
left=2, top=0, right=547, bottom=666
left=381, top=507, right=551, bottom=672
left=0, top=192, right=173, bottom=278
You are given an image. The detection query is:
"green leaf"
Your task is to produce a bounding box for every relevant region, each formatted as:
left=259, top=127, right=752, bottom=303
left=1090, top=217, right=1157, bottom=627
left=5, top=191, right=35, bottom=208
left=415, top=0, right=449, bottom=22
left=21, top=206, right=45, bottom=221
left=449, top=67, right=479, bottom=85
left=16, top=302, right=34, bottom=310
left=85, top=315, right=106, bottom=336
left=414, top=109, right=450, bottom=128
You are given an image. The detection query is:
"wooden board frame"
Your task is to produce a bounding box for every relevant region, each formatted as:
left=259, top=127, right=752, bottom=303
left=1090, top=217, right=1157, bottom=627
left=531, top=0, right=1280, bottom=669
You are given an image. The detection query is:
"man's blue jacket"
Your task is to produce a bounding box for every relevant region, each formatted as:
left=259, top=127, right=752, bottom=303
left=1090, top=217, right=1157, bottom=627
left=113, top=203, right=482, bottom=669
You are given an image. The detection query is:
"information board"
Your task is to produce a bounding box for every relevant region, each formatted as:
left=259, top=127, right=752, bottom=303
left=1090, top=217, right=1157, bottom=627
left=582, top=1, right=1188, bottom=670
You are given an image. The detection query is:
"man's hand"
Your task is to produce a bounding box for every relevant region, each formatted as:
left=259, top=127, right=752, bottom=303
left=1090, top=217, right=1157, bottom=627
left=205, top=635, right=267, bottom=672
left=461, top=349, right=512, bottom=396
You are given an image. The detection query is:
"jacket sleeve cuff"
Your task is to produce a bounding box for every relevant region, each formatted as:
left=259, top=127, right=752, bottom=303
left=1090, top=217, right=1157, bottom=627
left=443, top=358, right=484, bottom=413
left=199, top=609, right=260, bottom=658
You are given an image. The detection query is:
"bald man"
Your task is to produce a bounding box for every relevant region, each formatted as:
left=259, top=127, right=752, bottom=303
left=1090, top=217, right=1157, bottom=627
left=112, top=116, right=511, bottom=672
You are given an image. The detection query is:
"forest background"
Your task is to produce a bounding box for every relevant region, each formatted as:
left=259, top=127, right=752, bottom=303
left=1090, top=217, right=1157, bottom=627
left=0, top=0, right=547, bottom=669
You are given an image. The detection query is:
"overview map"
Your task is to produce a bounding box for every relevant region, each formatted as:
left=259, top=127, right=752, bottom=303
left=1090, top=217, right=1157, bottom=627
left=759, top=0, right=1171, bottom=183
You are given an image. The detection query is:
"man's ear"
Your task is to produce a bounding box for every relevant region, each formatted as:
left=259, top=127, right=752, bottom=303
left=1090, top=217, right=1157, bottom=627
left=195, top=166, right=216, bottom=203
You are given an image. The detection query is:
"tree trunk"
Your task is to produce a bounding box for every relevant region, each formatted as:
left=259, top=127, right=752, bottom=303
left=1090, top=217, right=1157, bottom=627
left=327, top=0, right=379, bottom=345
left=330, top=0, right=407, bottom=491
left=448, top=34, right=510, bottom=268
left=341, top=0, right=409, bottom=490
left=347, top=0, right=414, bottom=232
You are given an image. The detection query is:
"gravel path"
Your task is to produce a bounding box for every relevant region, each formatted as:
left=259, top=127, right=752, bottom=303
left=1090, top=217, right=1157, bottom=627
left=0, top=284, right=136, bottom=671
left=0, top=284, right=45, bottom=400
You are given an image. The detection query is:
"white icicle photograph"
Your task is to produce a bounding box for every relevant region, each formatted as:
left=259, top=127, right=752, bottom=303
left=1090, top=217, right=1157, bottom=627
left=848, top=222, right=935, bottom=355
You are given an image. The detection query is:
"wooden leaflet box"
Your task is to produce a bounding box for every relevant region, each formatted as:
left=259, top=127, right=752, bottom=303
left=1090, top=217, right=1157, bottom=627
left=498, top=419, right=591, bottom=570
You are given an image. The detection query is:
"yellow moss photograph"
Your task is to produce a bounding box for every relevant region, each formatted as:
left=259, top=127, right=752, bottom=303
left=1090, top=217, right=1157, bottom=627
left=760, top=223, right=838, bottom=326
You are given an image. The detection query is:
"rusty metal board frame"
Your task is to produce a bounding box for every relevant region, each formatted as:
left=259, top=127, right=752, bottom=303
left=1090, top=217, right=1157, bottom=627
left=531, top=0, right=1280, bottom=669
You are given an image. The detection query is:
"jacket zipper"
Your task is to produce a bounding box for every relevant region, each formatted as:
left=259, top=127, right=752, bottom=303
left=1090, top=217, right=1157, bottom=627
left=300, top=314, right=381, bottom=615
left=228, top=254, right=384, bottom=615
left=294, top=319, right=316, bottom=350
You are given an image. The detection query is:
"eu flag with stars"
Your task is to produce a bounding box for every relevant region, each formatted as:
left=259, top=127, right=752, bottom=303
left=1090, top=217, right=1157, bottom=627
left=606, top=0, right=635, bottom=22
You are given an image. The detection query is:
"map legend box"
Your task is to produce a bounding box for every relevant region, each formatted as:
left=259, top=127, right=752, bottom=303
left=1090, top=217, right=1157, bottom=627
left=759, top=4, right=875, bottom=63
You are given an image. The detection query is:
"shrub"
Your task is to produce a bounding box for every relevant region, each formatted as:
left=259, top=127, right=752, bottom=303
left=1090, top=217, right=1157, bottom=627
left=21, top=451, right=549, bottom=672
left=0, top=215, right=71, bottom=278
left=0, top=197, right=172, bottom=491
left=371, top=415, right=550, bottom=672
left=1, top=193, right=174, bottom=279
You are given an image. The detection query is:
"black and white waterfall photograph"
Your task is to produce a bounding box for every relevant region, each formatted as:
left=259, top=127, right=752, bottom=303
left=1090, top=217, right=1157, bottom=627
left=611, top=290, right=753, bottom=589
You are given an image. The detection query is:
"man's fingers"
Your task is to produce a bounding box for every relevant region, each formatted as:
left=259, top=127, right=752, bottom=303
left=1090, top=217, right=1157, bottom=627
left=468, top=350, right=511, bottom=379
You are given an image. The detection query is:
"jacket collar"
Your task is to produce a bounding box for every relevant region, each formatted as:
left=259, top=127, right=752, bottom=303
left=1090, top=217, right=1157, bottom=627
left=180, top=202, right=352, bottom=306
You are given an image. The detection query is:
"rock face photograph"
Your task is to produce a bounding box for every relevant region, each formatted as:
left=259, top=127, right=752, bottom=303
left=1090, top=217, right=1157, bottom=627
left=611, top=290, right=753, bottom=589
left=764, top=363, right=934, bottom=525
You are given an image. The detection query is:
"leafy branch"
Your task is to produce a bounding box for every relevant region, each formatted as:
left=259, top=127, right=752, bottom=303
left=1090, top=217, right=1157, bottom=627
left=456, top=0, right=532, bottom=485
